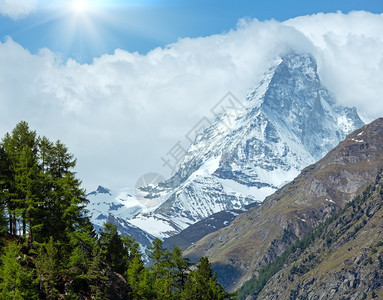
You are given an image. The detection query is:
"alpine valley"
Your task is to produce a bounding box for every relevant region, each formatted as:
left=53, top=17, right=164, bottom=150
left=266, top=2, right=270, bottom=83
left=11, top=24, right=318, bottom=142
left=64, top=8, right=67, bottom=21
left=86, top=51, right=364, bottom=245
left=2, top=6, right=383, bottom=299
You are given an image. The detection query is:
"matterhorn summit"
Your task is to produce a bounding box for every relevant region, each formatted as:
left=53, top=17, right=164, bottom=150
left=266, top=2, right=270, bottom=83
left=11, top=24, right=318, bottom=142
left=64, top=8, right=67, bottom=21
left=88, top=52, right=364, bottom=239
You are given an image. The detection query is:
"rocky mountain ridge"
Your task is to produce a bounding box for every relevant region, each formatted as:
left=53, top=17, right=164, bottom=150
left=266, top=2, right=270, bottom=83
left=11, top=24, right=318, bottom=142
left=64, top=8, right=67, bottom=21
left=184, top=118, right=383, bottom=291
left=242, top=170, right=383, bottom=299
left=162, top=202, right=260, bottom=251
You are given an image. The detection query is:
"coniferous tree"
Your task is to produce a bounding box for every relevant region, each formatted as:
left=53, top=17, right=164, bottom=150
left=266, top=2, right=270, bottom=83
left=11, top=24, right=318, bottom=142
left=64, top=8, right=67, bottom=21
left=15, top=145, right=41, bottom=247
left=170, top=246, right=191, bottom=295
left=0, top=205, right=7, bottom=238
left=148, top=238, right=166, bottom=280
left=86, top=243, right=108, bottom=299
left=127, top=250, right=152, bottom=299
left=98, top=222, right=130, bottom=274
left=0, top=123, right=92, bottom=245
left=148, top=238, right=179, bottom=299
left=2, top=122, right=38, bottom=237
left=38, top=140, right=91, bottom=243
left=34, top=237, right=60, bottom=299
left=67, top=229, right=96, bottom=293
left=2, top=133, right=17, bottom=235
left=0, top=144, right=10, bottom=236
left=0, top=122, right=234, bottom=299
left=0, top=241, right=39, bottom=299
left=182, top=257, right=233, bottom=300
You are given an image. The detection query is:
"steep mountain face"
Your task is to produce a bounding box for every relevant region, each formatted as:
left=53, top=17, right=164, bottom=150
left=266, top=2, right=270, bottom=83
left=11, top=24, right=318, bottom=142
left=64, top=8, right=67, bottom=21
left=105, top=215, right=155, bottom=251
left=255, top=172, right=383, bottom=300
left=184, top=118, right=383, bottom=291
left=86, top=186, right=155, bottom=252
left=162, top=202, right=260, bottom=251
left=86, top=186, right=141, bottom=229
left=131, top=52, right=364, bottom=237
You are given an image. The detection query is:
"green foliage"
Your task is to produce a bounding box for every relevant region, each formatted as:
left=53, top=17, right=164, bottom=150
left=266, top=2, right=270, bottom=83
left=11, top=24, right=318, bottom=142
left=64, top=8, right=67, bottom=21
left=148, top=238, right=167, bottom=278
left=0, top=206, right=7, bottom=237
left=98, top=222, right=132, bottom=274
left=0, top=121, right=91, bottom=245
left=0, top=122, right=96, bottom=298
left=86, top=244, right=108, bottom=299
left=68, top=230, right=94, bottom=272
left=34, top=237, right=60, bottom=299
left=2, top=122, right=36, bottom=237
left=0, top=145, right=10, bottom=236
left=148, top=238, right=174, bottom=299
left=0, top=122, right=233, bottom=299
left=182, top=257, right=234, bottom=300
left=127, top=250, right=152, bottom=299
left=171, top=246, right=191, bottom=293
left=145, top=239, right=234, bottom=300
left=0, top=241, right=39, bottom=299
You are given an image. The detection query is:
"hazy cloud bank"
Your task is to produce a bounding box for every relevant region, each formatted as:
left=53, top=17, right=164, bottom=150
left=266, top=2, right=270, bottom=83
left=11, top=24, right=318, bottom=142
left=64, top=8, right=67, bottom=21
left=0, top=0, right=39, bottom=19
left=0, top=11, right=382, bottom=191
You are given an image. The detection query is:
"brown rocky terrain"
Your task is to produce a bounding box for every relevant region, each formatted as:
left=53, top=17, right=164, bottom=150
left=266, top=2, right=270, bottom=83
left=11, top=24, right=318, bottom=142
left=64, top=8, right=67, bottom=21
left=256, top=172, right=383, bottom=299
left=184, top=118, right=383, bottom=291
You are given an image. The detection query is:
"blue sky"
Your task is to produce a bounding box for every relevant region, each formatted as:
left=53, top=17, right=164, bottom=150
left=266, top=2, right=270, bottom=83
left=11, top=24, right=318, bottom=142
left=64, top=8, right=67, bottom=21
left=0, top=1, right=383, bottom=192
left=1, top=0, right=382, bottom=62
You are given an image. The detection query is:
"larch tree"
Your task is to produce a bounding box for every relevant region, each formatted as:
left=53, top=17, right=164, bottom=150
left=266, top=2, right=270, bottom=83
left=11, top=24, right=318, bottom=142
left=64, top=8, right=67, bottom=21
left=2, top=121, right=38, bottom=241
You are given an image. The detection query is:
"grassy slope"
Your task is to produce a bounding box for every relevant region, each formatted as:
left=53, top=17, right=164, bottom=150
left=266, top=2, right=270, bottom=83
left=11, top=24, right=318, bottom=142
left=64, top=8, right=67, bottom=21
left=255, top=174, right=383, bottom=300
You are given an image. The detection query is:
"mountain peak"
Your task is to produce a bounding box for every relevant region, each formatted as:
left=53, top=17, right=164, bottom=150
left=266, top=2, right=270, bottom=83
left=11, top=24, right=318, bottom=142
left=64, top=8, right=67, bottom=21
left=244, top=52, right=319, bottom=109
left=263, top=52, right=322, bottom=109
left=96, top=185, right=112, bottom=195
left=280, top=52, right=318, bottom=78
left=128, top=52, right=364, bottom=238
left=253, top=52, right=364, bottom=160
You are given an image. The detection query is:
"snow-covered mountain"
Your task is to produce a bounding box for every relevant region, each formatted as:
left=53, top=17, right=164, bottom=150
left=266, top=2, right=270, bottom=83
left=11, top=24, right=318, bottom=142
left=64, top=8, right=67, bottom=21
left=86, top=185, right=141, bottom=229
left=86, top=186, right=155, bottom=252
left=128, top=52, right=364, bottom=237
left=86, top=52, right=364, bottom=241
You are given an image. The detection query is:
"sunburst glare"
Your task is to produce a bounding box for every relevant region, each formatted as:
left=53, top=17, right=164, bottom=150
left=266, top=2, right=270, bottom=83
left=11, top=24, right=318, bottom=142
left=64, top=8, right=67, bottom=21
left=72, top=0, right=87, bottom=14
left=14, top=0, right=164, bottom=62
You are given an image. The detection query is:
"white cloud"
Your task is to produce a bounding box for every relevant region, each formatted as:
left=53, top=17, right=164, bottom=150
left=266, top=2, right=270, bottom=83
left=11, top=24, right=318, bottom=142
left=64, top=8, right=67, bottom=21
left=0, top=0, right=39, bottom=19
left=1, top=11, right=383, bottom=193
left=285, top=11, right=383, bottom=122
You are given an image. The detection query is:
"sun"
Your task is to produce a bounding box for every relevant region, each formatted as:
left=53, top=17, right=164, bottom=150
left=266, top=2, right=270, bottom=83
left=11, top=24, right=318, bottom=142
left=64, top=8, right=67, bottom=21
left=71, top=0, right=88, bottom=14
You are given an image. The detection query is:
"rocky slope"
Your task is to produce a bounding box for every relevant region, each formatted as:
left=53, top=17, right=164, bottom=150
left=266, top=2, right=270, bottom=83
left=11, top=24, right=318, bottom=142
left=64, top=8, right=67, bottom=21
left=252, top=171, right=383, bottom=300
left=130, top=52, right=363, bottom=238
left=163, top=202, right=259, bottom=251
left=184, top=118, right=383, bottom=291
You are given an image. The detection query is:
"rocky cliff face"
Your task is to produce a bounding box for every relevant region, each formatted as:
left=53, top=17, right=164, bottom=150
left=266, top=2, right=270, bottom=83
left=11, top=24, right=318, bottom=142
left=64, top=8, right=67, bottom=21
left=256, top=171, right=383, bottom=300
left=130, top=52, right=364, bottom=238
left=162, top=202, right=260, bottom=251
left=184, top=118, right=383, bottom=291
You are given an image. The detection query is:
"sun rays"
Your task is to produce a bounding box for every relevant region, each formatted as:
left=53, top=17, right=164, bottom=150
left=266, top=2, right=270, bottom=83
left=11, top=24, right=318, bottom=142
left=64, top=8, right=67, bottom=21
left=71, top=0, right=88, bottom=14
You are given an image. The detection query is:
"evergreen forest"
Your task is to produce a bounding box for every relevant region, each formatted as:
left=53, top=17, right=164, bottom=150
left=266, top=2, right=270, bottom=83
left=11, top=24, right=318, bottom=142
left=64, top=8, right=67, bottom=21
left=0, top=121, right=235, bottom=299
